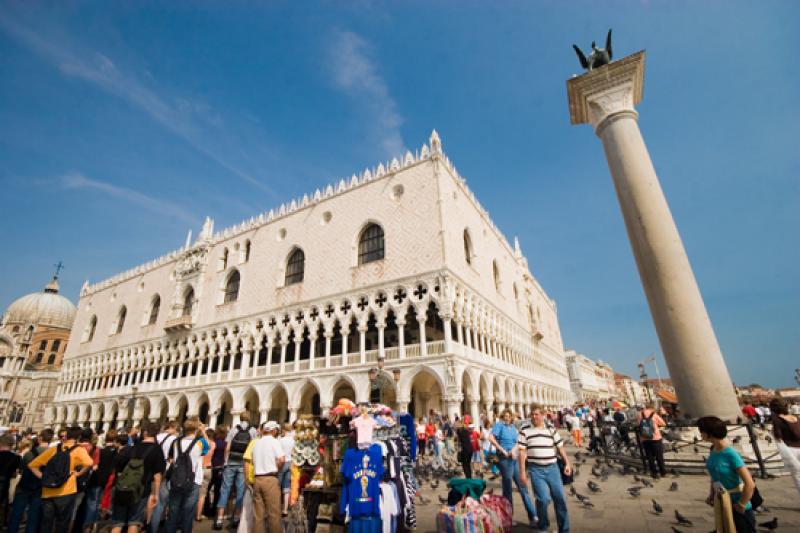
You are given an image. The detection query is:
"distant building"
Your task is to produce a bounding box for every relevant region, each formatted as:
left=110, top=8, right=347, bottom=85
left=565, top=350, right=602, bottom=402
left=736, top=384, right=776, bottom=404
left=614, top=373, right=646, bottom=406
left=0, top=276, right=76, bottom=429
left=594, top=360, right=617, bottom=399
left=640, top=378, right=677, bottom=406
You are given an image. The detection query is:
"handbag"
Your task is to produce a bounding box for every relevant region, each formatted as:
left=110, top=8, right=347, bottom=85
left=557, top=456, right=574, bottom=485
left=750, top=486, right=763, bottom=509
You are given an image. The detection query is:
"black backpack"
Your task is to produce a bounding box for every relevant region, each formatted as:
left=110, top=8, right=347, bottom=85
left=169, top=436, right=200, bottom=493
left=228, top=426, right=251, bottom=461
left=41, top=444, right=78, bottom=489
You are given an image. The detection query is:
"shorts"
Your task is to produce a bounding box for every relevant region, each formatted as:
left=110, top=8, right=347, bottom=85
left=201, top=468, right=212, bottom=493
left=471, top=451, right=482, bottom=463
left=110, top=495, right=147, bottom=529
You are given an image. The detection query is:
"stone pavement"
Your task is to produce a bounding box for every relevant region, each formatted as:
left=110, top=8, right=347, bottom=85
left=100, top=446, right=799, bottom=532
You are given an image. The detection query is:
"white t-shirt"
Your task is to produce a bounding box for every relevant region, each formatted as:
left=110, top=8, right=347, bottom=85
left=172, top=436, right=204, bottom=485
left=278, top=435, right=295, bottom=463
left=156, top=432, right=178, bottom=461
left=251, top=435, right=285, bottom=476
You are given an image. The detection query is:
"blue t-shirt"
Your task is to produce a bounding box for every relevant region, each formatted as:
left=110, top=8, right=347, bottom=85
left=706, top=446, right=750, bottom=509
left=340, top=444, right=384, bottom=518
left=492, top=422, right=518, bottom=453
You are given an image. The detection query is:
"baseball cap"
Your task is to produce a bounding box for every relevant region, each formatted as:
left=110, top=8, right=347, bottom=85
left=263, top=421, right=280, bottom=431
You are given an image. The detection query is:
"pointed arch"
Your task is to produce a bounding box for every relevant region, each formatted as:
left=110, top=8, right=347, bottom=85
left=224, top=270, right=241, bottom=303
left=285, top=247, right=305, bottom=285
left=358, top=222, right=385, bottom=265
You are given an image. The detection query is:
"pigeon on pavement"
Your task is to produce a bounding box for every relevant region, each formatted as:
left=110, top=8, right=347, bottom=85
left=652, top=499, right=663, bottom=515
left=674, top=510, right=693, bottom=526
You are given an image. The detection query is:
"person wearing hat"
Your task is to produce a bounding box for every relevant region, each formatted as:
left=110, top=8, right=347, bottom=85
left=247, top=421, right=285, bottom=533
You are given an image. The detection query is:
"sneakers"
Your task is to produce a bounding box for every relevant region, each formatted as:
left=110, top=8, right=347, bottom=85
left=212, top=519, right=223, bottom=530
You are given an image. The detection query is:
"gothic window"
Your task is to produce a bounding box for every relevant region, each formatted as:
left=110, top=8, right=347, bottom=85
left=492, top=260, right=500, bottom=292
left=224, top=270, right=240, bottom=303
left=245, top=240, right=251, bottom=262
left=52, top=339, right=61, bottom=351
left=116, top=306, right=127, bottom=334
left=86, top=316, right=97, bottom=342
left=48, top=354, right=56, bottom=365
left=182, top=288, right=194, bottom=317
left=35, top=352, right=43, bottom=363
left=220, top=248, right=229, bottom=271
left=148, top=295, right=161, bottom=325
left=463, top=229, right=473, bottom=265
left=358, top=223, right=385, bottom=265
left=39, top=340, right=47, bottom=351
left=285, top=248, right=305, bottom=285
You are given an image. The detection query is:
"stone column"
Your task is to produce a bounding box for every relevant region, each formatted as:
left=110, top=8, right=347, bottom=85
left=396, top=319, right=406, bottom=359
left=358, top=323, right=367, bottom=365
left=566, top=51, right=739, bottom=421
left=469, top=400, right=480, bottom=423
left=324, top=331, right=333, bottom=368
left=417, top=311, right=428, bottom=357
left=309, top=332, right=318, bottom=370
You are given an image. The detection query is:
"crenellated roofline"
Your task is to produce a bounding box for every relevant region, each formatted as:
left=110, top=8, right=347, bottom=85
left=81, top=131, right=526, bottom=298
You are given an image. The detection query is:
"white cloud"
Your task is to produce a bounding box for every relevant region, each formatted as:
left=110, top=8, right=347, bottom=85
left=60, top=172, right=200, bottom=226
left=0, top=12, right=275, bottom=196
left=328, top=30, right=405, bottom=156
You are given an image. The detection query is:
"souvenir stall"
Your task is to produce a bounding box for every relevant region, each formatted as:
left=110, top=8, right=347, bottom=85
left=294, top=398, right=419, bottom=533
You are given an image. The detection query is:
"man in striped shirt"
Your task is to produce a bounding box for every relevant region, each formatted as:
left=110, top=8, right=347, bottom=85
left=519, top=404, right=571, bottom=533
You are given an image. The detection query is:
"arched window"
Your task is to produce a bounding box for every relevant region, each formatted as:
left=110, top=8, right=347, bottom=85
left=52, top=339, right=61, bottom=351
left=285, top=248, right=305, bottom=285
left=48, top=353, right=56, bottom=365
left=148, top=295, right=160, bottom=325
left=182, top=288, right=194, bottom=317
left=116, top=306, right=127, bottom=334
left=463, top=229, right=473, bottom=265
left=245, top=240, right=251, bottom=262
left=86, top=316, right=97, bottom=342
left=224, top=270, right=240, bottom=303
left=513, top=283, right=519, bottom=301
left=492, top=260, right=500, bottom=291
left=35, top=352, right=43, bottom=363
left=358, top=223, right=385, bottom=265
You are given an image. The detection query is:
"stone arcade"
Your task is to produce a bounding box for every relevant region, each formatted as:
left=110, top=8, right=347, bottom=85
left=50, top=132, right=572, bottom=431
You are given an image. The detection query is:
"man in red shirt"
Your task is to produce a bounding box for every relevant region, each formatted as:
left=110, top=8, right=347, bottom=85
left=741, top=402, right=757, bottom=423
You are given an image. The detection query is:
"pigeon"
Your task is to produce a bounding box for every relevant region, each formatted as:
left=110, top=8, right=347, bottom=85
left=633, top=474, right=643, bottom=483
left=575, top=492, right=590, bottom=504
left=587, top=480, right=601, bottom=493
left=642, top=478, right=653, bottom=488
left=627, top=487, right=642, bottom=498
left=693, top=446, right=700, bottom=454
left=438, top=494, right=448, bottom=504
left=674, top=510, right=693, bottom=526
left=430, top=479, right=439, bottom=489
left=669, top=481, right=679, bottom=492
left=732, top=436, right=741, bottom=444
left=765, top=434, right=773, bottom=444
left=574, top=451, right=583, bottom=462
left=652, top=499, right=663, bottom=515
left=569, top=485, right=577, bottom=496
left=759, top=517, right=778, bottom=530
left=581, top=499, right=595, bottom=509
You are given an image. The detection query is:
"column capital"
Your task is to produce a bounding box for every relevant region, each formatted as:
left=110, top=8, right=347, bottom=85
left=567, top=51, right=645, bottom=131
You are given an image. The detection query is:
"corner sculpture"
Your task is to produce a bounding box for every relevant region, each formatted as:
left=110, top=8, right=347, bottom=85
left=573, top=29, right=613, bottom=71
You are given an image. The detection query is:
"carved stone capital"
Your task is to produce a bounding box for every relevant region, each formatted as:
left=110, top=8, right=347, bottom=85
left=567, top=51, right=645, bottom=131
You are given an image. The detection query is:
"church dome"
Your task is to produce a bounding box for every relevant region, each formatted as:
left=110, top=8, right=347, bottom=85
left=3, top=277, right=77, bottom=331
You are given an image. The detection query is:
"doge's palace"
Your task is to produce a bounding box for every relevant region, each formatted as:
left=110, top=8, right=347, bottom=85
left=50, top=131, right=571, bottom=431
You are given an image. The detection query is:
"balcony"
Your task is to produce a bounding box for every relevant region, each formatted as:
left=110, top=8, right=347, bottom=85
left=164, top=315, right=193, bottom=332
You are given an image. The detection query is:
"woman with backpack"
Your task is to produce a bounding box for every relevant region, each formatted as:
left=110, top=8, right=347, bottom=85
left=164, top=419, right=204, bottom=533
left=637, top=402, right=667, bottom=479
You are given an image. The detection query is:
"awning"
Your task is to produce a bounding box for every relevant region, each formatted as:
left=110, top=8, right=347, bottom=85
left=657, top=389, right=678, bottom=404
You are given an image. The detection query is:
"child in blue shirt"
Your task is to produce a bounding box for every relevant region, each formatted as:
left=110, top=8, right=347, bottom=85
left=698, top=416, right=756, bottom=533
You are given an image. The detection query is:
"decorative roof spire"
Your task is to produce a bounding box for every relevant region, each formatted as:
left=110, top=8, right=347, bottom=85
left=429, top=129, right=442, bottom=155
left=199, top=216, right=214, bottom=242
left=514, top=236, right=522, bottom=258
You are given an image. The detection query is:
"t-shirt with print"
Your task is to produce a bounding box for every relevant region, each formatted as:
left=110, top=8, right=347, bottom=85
left=28, top=443, right=93, bottom=499
left=706, top=446, right=750, bottom=509
left=339, top=444, right=384, bottom=518
left=170, top=437, right=204, bottom=486
left=114, top=442, right=167, bottom=497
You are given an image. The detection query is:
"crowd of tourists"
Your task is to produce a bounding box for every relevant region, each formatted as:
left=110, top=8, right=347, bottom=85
left=0, top=394, right=796, bottom=533
left=0, top=412, right=295, bottom=533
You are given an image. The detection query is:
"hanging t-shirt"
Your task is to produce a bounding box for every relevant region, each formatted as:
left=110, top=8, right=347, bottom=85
left=380, top=481, right=399, bottom=533
left=353, top=416, right=378, bottom=448
left=340, top=444, right=384, bottom=518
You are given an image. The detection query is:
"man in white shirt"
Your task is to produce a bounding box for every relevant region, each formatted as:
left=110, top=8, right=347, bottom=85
left=249, top=421, right=285, bottom=533
left=164, top=419, right=203, bottom=533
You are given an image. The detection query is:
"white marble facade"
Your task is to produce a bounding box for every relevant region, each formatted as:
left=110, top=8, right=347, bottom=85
left=50, top=132, right=572, bottom=431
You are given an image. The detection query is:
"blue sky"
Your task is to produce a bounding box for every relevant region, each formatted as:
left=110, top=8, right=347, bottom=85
left=1, top=2, right=797, bottom=387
